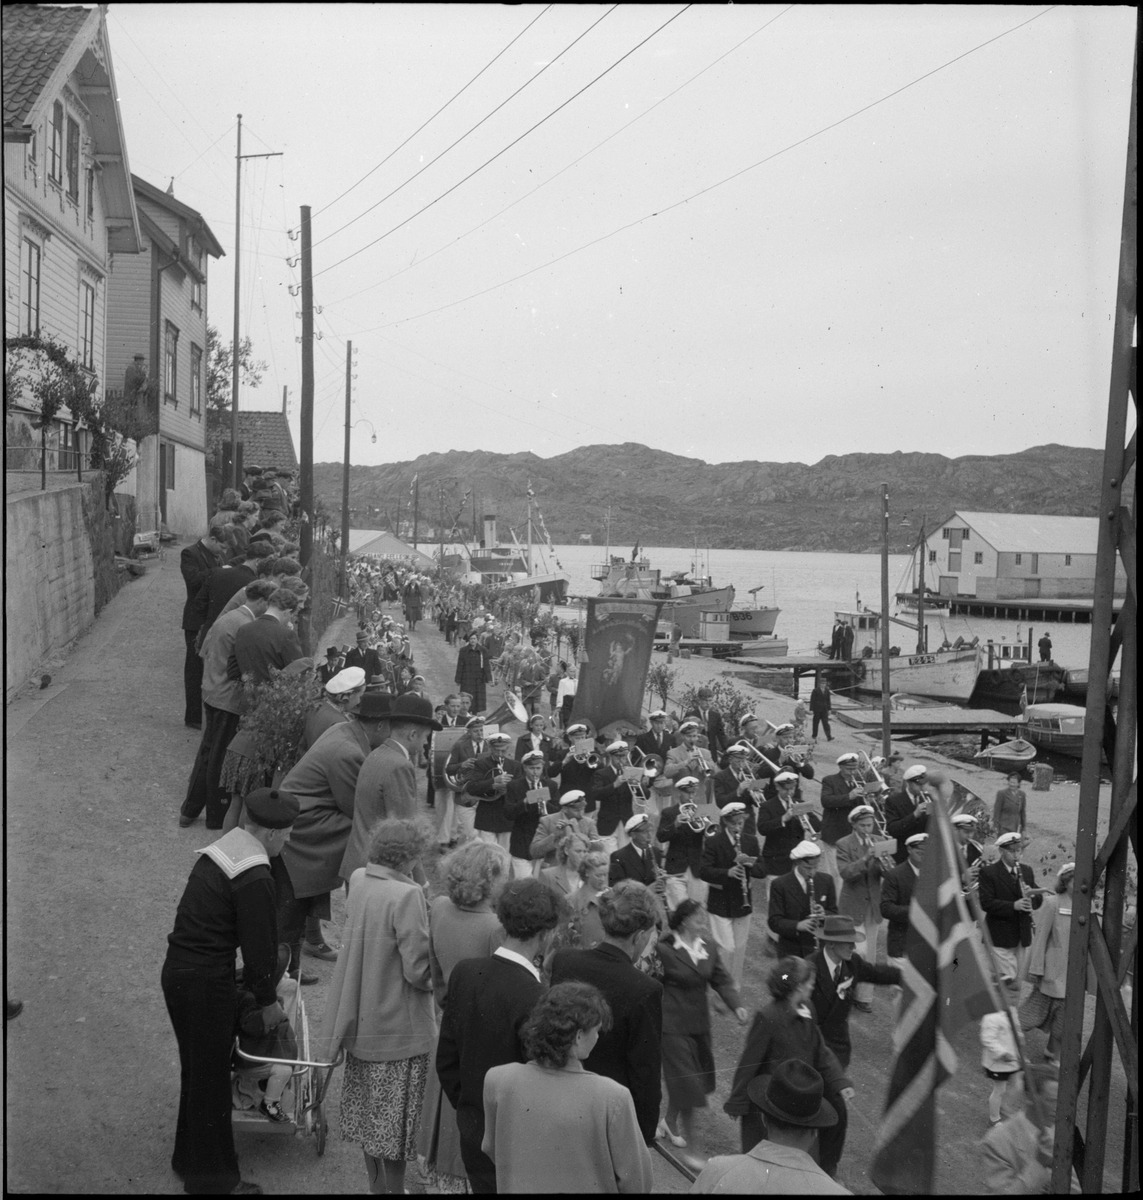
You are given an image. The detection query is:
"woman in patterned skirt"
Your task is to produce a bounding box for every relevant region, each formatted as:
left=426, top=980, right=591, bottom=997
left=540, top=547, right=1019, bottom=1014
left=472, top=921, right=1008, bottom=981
left=320, top=817, right=437, bottom=1194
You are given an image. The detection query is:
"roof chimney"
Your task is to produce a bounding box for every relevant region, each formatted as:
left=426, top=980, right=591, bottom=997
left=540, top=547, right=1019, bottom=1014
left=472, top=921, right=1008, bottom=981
left=166, top=177, right=175, bottom=196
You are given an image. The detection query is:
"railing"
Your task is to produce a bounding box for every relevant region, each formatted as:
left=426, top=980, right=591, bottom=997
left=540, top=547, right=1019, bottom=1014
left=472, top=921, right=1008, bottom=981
left=6, top=443, right=92, bottom=480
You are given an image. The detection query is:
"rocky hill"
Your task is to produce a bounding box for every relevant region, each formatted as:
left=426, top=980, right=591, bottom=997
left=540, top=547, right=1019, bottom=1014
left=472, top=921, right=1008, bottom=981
left=312, top=443, right=1106, bottom=553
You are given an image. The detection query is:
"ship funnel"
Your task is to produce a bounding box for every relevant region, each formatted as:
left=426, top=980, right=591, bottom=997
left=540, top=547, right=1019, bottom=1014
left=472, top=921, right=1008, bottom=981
left=482, top=501, right=497, bottom=549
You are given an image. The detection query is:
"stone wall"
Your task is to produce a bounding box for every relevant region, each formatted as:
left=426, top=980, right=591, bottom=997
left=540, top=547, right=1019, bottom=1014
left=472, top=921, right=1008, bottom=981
left=5, top=474, right=127, bottom=703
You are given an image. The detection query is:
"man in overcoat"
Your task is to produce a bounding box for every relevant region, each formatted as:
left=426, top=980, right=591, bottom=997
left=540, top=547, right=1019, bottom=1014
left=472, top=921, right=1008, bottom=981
left=768, top=840, right=839, bottom=959
left=454, top=631, right=492, bottom=714
left=978, top=831, right=1042, bottom=986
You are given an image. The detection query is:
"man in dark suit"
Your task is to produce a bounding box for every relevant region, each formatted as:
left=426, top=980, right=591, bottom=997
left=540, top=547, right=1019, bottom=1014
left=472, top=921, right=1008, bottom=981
left=343, top=629, right=387, bottom=684
left=608, top=813, right=662, bottom=886
left=808, top=915, right=901, bottom=1067
left=978, top=831, right=1043, bottom=987
left=712, top=742, right=768, bottom=840
left=226, top=589, right=303, bottom=697
left=467, top=732, right=523, bottom=852
left=317, top=645, right=345, bottom=687
left=550, top=880, right=663, bottom=1145
left=692, top=687, right=728, bottom=759
left=768, top=840, right=839, bottom=959
left=437, top=879, right=562, bottom=1193
left=190, top=541, right=276, bottom=640
left=755, top=772, right=822, bottom=880
left=656, top=777, right=709, bottom=910
left=819, top=752, right=872, bottom=890
left=700, top=802, right=760, bottom=989
left=502, top=750, right=560, bottom=874
left=589, top=741, right=637, bottom=852
left=180, top=520, right=229, bottom=727
left=634, top=709, right=675, bottom=762
left=884, top=764, right=933, bottom=862
left=880, top=833, right=926, bottom=970
left=554, top=721, right=598, bottom=802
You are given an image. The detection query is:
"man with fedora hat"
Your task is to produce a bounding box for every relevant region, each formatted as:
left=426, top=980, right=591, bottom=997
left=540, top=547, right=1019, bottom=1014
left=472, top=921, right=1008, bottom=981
left=161, top=787, right=299, bottom=1195
left=318, top=645, right=345, bottom=687
left=343, top=628, right=387, bottom=686
left=693, top=1060, right=851, bottom=1194
left=808, top=915, right=901, bottom=1064
left=277, top=692, right=392, bottom=977
left=340, top=693, right=440, bottom=885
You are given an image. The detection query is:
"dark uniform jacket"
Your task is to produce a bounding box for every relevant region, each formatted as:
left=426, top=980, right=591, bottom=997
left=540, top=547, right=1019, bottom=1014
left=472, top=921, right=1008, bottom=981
left=180, top=540, right=221, bottom=631
left=466, top=753, right=523, bottom=834
left=699, top=825, right=759, bottom=920
left=819, top=771, right=866, bottom=844
left=767, top=870, right=838, bottom=958
left=978, top=860, right=1042, bottom=949
left=634, top=729, right=674, bottom=763
left=656, top=805, right=707, bottom=875
left=513, top=733, right=558, bottom=771
left=880, top=860, right=919, bottom=957
left=502, top=774, right=560, bottom=861
left=608, top=841, right=663, bottom=887
left=555, top=754, right=597, bottom=805
left=589, top=762, right=634, bottom=836
left=884, top=787, right=929, bottom=863
left=808, top=946, right=901, bottom=1068
left=550, top=944, right=663, bottom=1145
left=755, top=793, right=822, bottom=871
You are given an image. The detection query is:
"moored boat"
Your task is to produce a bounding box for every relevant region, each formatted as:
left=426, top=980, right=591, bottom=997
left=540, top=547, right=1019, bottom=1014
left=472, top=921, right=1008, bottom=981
left=460, top=497, right=571, bottom=603
left=972, top=655, right=1066, bottom=706
left=593, top=552, right=735, bottom=636
left=974, top=737, right=1037, bottom=772
left=1022, top=703, right=1087, bottom=759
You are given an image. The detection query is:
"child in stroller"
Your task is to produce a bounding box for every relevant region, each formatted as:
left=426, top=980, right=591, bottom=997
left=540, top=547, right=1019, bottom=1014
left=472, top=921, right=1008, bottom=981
left=234, top=944, right=299, bottom=1122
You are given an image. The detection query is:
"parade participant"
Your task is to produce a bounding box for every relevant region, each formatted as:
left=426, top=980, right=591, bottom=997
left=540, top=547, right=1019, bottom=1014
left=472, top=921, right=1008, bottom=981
left=655, top=900, right=748, bottom=1153
left=700, top=801, right=760, bottom=990
left=503, top=750, right=559, bottom=878
left=635, top=708, right=675, bottom=762
left=402, top=577, right=422, bottom=630
left=819, top=753, right=871, bottom=891
left=550, top=881, right=664, bottom=1146
left=181, top=579, right=276, bottom=830
left=880, top=833, right=927, bottom=976
left=1019, top=863, right=1075, bottom=1063
left=161, top=787, right=298, bottom=1195
left=656, top=777, right=710, bottom=910
left=978, top=832, right=1043, bottom=989
left=554, top=722, right=597, bottom=801
left=180, top=518, right=229, bottom=728
left=981, top=1063, right=1068, bottom=1193
left=276, top=693, right=392, bottom=975
left=713, top=742, right=767, bottom=838
left=697, top=1060, right=852, bottom=1195
left=454, top=631, right=492, bottom=715
left=768, top=840, right=839, bottom=959
left=952, top=812, right=985, bottom=895
left=665, top=720, right=715, bottom=804
left=760, top=723, right=815, bottom=787
left=299, top=666, right=365, bottom=755
left=980, top=1004, right=1022, bottom=1127
left=692, top=686, right=728, bottom=759
left=483, top=982, right=653, bottom=1194
left=808, top=674, right=834, bottom=741
left=443, top=714, right=490, bottom=846
left=608, top=813, right=663, bottom=887
left=340, top=693, right=439, bottom=886
left=343, top=629, right=386, bottom=685
left=530, top=789, right=602, bottom=867
left=725, top=958, right=854, bottom=1174
left=320, top=818, right=437, bottom=1197
left=993, top=772, right=1028, bottom=838
left=513, top=712, right=556, bottom=770
left=514, top=640, right=549, bottom=718
left=318, top=645, right=345, bottom=687
left=756, top=771, right=823, bottom=881
left=437, top=880, right=563, bottom=1193
left=590, top=740, right=638, bottom=854
left=808, top=915, right=901, bottom=1064
left=225, top=588, right=303, bottom=695
left=834, top=806, right=891, bottom=1011
left=467, top=732, right=523, bottom=852
left=884, top=764, right=933, bottom=862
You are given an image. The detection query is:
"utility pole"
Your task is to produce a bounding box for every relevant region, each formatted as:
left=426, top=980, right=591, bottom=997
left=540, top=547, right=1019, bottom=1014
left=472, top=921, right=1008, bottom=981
left=298, top=204, right=314, bottom=650
left=228, top=115, right=282, bottom=489
left=880, top=483, right=892, bottom=759
left=439, top=483, right=445, bottom=570
left=412, top=475, right=420, bottom=549
left=340, top=340, right=352, bottom=598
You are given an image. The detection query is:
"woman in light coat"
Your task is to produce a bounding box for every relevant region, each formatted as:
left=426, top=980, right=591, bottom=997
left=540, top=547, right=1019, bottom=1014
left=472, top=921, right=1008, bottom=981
left=320, top=818, right=436, bottom=1195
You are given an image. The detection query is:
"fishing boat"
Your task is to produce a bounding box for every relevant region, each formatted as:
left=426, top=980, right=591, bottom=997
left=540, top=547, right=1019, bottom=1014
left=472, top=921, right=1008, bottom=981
left=972, top=643, right=1066, bottom=705
left=460, top=496, right=570, bottom=603
left=592, top=553, right=735, bottom=636
left=974, top=737, right=1037, bottom=772
left=895, top=531, right=951, bottom=609
left=1060, top=667, right=1120, bottom=700
left=1022, top=703, right=1087, bottom=759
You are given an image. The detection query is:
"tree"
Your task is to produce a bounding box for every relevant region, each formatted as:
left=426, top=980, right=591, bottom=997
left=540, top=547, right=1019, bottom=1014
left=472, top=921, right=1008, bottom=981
left=205, top=324, right=267, bottom=465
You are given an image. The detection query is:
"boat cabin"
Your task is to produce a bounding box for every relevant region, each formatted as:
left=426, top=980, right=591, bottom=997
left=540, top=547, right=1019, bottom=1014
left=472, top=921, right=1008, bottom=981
left=1024, top=704, right=1085, bottom=735
left=832, top=608, right=883, bottom=656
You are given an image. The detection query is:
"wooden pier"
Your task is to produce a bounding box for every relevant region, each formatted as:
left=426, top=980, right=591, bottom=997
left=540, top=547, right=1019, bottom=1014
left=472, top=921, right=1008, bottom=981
left=723, top=655, right=853, bottom=696
left=834, top=706, right=1024, bottom=735
left=946, top=595, right=1125, bottom=623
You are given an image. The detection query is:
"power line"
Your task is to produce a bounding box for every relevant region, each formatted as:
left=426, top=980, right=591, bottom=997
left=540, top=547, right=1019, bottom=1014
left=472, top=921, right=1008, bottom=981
left=311, top=4, right=553, bottom=221
left=312, top=4, right=617, bottom=250
left=313, top=4, right=691, bottom=279
left=352, top=4, right=1059, bottom=334
left=323, top=5, right=795, bottom=310
left=173, top=120, right=237, bottom=183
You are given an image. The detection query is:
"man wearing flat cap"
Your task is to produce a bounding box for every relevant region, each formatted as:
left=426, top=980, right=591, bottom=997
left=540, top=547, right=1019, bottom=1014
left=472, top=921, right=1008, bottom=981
left=693, top=1060, right=851, bottom=1194
left=341, top=693, right=440, bottom=885
left=161, top=788, right=298, bottom=1194
left=978, top=832, right=1042, bottom=987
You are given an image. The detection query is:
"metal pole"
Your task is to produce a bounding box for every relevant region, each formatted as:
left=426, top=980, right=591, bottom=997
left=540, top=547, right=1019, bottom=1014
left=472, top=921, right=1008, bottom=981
left=413, top=476, right=419, bottom=549
left=298, top=205, right=313, bottom=651
left=340, top=339, right=352, bottom=598
left=881, top=483, right=892, bottom=758
left=229, top=115, right=242, bottom=490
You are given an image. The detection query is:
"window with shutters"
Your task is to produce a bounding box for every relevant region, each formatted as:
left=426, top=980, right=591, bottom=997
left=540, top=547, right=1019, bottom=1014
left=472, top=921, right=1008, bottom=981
left=164, top=322, right=179, bottom=405
left=66, top=116, right=80, bottom=201
left=22, top=239, right=41, bottom=334
left=80, top=282, right=96, bottom=370
left=49, top=102, right=63, bottom=183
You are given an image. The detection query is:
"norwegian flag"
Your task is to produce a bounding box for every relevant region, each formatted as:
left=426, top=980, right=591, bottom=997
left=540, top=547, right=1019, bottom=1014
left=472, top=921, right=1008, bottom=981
left=332, top=595, right=350, bottom=618
left=869, top=791, right=1001, bottom=1194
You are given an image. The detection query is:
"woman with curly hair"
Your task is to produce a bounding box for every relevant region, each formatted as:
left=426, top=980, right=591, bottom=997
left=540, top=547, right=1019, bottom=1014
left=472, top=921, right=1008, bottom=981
left=482, top=982, right=652, bottom=1193
left=320, top=817, right=436, bottom=1195
left=725, top=956, right=854, bottom=1178
left=418, top=842, right=510, bottom=1192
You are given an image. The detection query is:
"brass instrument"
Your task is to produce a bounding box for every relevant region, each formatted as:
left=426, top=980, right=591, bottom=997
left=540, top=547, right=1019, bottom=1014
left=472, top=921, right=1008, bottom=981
left=679, top=801, right=711, bottom=833
left=568, top=737, right=600, bottom=769
left=687, top=747, right=716, bottom=779
left=743, top=743, right=782, bottom=775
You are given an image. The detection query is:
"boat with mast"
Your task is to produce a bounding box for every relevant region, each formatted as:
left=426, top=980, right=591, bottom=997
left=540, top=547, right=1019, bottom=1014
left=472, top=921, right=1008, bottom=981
left=461, top=492, right=570, bottom=603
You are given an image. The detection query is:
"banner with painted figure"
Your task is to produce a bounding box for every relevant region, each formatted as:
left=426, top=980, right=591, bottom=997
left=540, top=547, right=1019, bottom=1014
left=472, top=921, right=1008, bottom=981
left=571, top=598, right=664, bottom=737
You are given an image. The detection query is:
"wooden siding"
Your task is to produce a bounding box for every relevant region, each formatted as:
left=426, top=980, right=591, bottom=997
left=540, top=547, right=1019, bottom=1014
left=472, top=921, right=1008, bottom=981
left=157, top=254, right=207, bottom=452
left=137, top=194, right=180, bottom=245
left=105, top=241, right=152, bottom=391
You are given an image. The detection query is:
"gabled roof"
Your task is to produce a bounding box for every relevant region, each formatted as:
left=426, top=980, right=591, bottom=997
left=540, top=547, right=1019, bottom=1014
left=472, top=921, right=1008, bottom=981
left=353, top=531, right=435, bottom=567
left=133, top=174, right=225, bottom=259
left=2, top=4, right=93, bottom=137
left=947, top=511, right=1099, bottom=554
left=236, top=411, right=298, bottom=473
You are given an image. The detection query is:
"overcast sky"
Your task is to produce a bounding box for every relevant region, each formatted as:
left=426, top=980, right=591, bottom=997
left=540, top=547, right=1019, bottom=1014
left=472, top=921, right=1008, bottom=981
left=106, top=3, right=1135, bottom=468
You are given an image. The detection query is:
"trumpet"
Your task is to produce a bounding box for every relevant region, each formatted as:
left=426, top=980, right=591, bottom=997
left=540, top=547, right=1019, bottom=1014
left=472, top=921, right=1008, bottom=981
left=687, top=748, right=716, bottom=778
left=567, top=738, right=600, bottom=769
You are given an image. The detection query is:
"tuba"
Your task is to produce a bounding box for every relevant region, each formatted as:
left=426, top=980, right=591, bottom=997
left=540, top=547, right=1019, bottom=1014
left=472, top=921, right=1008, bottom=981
left=485, top=689, right=529, bottom=727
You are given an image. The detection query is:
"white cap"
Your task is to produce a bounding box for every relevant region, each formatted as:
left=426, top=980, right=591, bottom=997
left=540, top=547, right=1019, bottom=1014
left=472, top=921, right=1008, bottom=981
left=774, top=771, right=799, bottom=784
left=488, top=732, right=512, bottom=745
left=995, top=831, right=1022, bottom=848
left=559, top=790, right=587, bottom=806
left=738, top=713, right=758, bottom=729
left=566, top=723, right=588, bottom=735
left=678, top=720, right=701, bottom=732
left=521, top=750, right=545, bottom=764
left=648, top=709, right=669, bottom=720
left=848, top=805, right=876, bottom=822
left=790, top=840, right=822, bottom=860
left=1057, top=861, right=1076, bottom=878
left=624, top=813, right=651, bottom=833
left=950, top=813, right=977, bottom=828
left=904, top=764, right=928, bottom=781
left=773, top=723, right=794, bottom=734
left=726, top=742, right=751, bottom=756
left=719, top=801, right=747, bottom=817
left=326, top=666, right=366, bottom=695
left=606, top=740, right=628, bottom=753
left=466, top=715, right=486, bottom=728
left=675, top=776, right=699, bottom=789
left=905, top=832, right=929, bottom=847
left=836, top=752, right=859, bottom=765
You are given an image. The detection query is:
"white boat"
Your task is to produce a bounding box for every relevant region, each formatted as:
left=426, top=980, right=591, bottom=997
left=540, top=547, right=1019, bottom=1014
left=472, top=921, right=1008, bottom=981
left=459, top=496, right=571, bottom=603
left=833, top=605, right=981, bottom=702
left=592, top=553, right=735, bottom=636
left=726, top=606, right=781, bottom=637
left=974, top=737, right=1037, bottom=772
left=1022, top=703, right=1087, bottom=759
left=731, top=636, right=790, bottom=659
